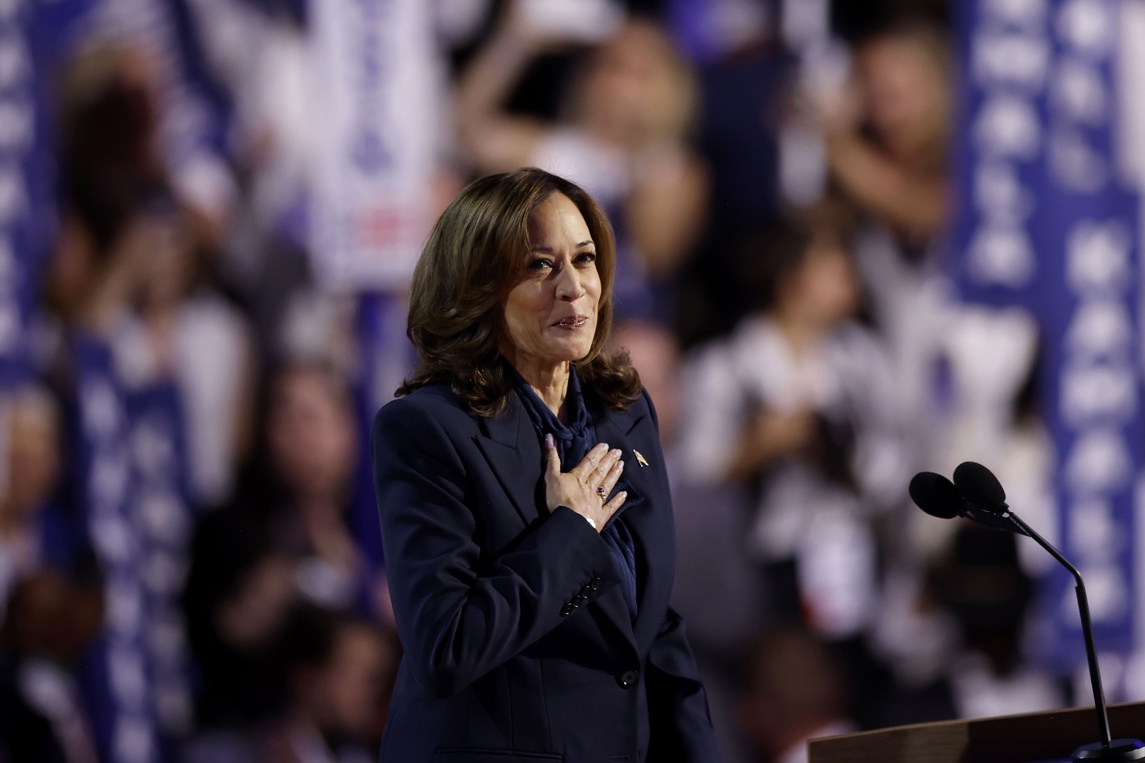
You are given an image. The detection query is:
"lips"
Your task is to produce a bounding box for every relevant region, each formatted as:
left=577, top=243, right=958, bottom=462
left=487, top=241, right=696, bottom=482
left=554, top=315, right=589, bottom=329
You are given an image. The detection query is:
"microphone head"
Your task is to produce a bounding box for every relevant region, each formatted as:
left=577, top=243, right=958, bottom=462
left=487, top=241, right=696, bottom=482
left=909, top=472, right=962, bottom=519
left=953, top=461, right=1008, bottom=514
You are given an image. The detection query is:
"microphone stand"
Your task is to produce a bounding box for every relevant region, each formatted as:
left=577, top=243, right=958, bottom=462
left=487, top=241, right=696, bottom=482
left=1002, top=509, right=1145, bottom=762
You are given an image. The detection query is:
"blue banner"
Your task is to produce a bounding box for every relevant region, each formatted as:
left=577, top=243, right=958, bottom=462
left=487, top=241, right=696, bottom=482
left=72, top=334, right=195, bottom=762
left=950, top=0, right=1050, bottom=309
left=952, top=0, right=1143, bottom=666
left=73, top=335, right=163, bottom=763
left=0, top=0, right=58, bottom=388
left=123, top=380, right=194, bottom=743
left=1039, top=0, right=1142, bottom=664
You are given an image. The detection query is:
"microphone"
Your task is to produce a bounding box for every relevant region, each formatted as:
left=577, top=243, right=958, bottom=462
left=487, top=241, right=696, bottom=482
left=954, top=461, right=1030, bottom=535
left=911, top=462, right=1145, bottom=762
left=908, top=468, right=1028, bottom=535
left=953, top=460, right=1008, bottom=513
left=908, top=471, right=960, bottom=519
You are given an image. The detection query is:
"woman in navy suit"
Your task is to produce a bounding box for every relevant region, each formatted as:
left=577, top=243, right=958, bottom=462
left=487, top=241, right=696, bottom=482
left=370, top=167, right=721, bottom=762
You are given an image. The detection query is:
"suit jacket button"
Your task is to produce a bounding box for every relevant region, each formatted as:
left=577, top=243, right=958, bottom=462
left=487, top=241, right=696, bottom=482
left=560, top=604, right=573, bottom=616
left=573, top=593, right=586, bottom=604
left=617, top=669, right=639, bottom=688
left=590, top=577, right=602, bottom=591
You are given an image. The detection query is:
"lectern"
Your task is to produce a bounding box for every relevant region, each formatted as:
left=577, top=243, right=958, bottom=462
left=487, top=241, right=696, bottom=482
left=808, top=702, right=1145, bottom=763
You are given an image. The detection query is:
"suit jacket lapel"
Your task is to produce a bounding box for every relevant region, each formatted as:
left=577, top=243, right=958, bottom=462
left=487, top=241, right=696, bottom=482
left=593, top=403, right=668, bottom=652
left=474, top=397, right=545, bottom=527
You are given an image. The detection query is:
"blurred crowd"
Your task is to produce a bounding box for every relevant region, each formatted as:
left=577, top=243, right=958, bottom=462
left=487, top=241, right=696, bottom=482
left=0, top=0, right=1084, bottom=762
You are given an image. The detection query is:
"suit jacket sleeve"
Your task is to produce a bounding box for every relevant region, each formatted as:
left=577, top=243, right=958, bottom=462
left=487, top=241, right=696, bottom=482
left=371, top=396, right=617, bottom=698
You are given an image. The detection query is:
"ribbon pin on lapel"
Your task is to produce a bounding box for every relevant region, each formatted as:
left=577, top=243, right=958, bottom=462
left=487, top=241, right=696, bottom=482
left=633, top=449, right=649, bottom=467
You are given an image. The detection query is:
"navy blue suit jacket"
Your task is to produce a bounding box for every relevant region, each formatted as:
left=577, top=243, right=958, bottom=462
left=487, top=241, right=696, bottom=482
left=370, top=383, right=721, bottom=763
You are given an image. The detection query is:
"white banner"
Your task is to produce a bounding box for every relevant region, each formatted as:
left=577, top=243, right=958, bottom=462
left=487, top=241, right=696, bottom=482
left=308, top=0, right=443, bottom=291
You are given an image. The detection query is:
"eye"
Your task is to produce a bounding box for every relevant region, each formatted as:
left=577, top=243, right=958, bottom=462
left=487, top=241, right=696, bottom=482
left=526, top=257, right=554, bottom=271
left=576, top=251, right=597, bottom=265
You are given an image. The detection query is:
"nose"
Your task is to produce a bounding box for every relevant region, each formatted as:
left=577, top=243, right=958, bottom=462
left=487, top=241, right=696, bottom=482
left=555, top=265, right=586, bottom=301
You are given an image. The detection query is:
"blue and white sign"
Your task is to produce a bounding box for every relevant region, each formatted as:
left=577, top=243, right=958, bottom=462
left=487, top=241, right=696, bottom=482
left=952, top=0, right=1144, bottom=666
left=73, top=335, right=163, bottom=763
left=0, top=0, right=56, bottom=388
left=308, top=0, right=443, bottom=290
left=72, top=0, right=236, bottom=218
left=72, top=333, right=196, bottom=762
left=951, top=0, right=1051, bottom=306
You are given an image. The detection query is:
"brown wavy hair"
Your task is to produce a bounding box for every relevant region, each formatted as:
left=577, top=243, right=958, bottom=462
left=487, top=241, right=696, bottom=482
left=397, top=167, right=641, bottom=416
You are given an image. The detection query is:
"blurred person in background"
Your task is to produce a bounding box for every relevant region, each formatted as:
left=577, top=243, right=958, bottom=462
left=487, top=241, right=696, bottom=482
left=455, top=0, right=708, bottom=325
left=672, top=1, right=801, bottom=347
left=43, top=41, right=178, bottom=341
left=175, top=0, right=340, bottom=369
left=256, top=360, right=379, bottom=613
left=800, top=15, right=953, bottom=462
left=818, top=16, right=950, bottom=242
left=871, top=524, right=1065, bottom=728
left=256, top=606, right=398, bottom=763
left=0, top=383, right=106, bottom=762
left=0, top=384, right=68, bottom=620
left=926, top=525, right=1064, bottom=719
left=182, top=361, right=375, bottom=742
left=182, top=603, right=399, bottom=763
left=51, top=42, right=203, bottom=259
left=195, top=359, right=385, bottom=622
left=737, top=624, right=856, bottom=763
left=183, top=509, right=299, bottom=737
left=0, top=567, right=104, bottom=763
left=43, top=40, right=257, bottom=510
left=676, top=213, right=906, bottom=670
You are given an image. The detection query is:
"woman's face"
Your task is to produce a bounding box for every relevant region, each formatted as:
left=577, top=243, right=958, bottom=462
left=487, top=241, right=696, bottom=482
left=266, top=368, right=355, bottom=498
left=856, top=34, right=948, bottom=162
left=580, top=21, right=688, bottom=145
left=308, top=624, right=395, bottom=739
left=784, top=238, right=860, bottom=327
left=500, top=193, right=602, bottom=377
left=2, top=396, right=59, bottom=518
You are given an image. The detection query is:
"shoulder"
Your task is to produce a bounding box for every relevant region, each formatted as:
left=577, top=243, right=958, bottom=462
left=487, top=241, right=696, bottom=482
left=633, top=387, right=656, bottom=422
left=370, top=384, right=492, bottom=480
left=592, top=384, right=658, bottom=432
left=379, top=383, right=470, bottom=415
left=371, top=384, right=479, bottom=443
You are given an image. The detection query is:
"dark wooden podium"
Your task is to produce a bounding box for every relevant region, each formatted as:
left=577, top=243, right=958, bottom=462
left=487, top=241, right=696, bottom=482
left=808, top=701, right=1145, bottom=763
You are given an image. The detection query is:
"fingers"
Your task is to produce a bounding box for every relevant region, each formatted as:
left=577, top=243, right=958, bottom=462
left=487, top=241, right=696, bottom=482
left=544, top=432, right=560, bottom=478
left=602, top=490, right=628, bottom=517
left=569, top=442, right=610, bottom=478
left=595, top=452, right=624, bottom=499
left=589, top=447, right=622, bottom=484
left=543, top=440, right=631, bottom=529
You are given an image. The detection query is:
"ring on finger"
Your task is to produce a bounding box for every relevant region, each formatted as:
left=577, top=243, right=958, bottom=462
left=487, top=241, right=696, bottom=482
left=596, top=485, right=607, bottom=500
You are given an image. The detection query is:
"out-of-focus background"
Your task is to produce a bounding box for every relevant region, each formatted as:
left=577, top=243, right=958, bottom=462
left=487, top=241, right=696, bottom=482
left=1, top=0, right=1143, bottom=760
